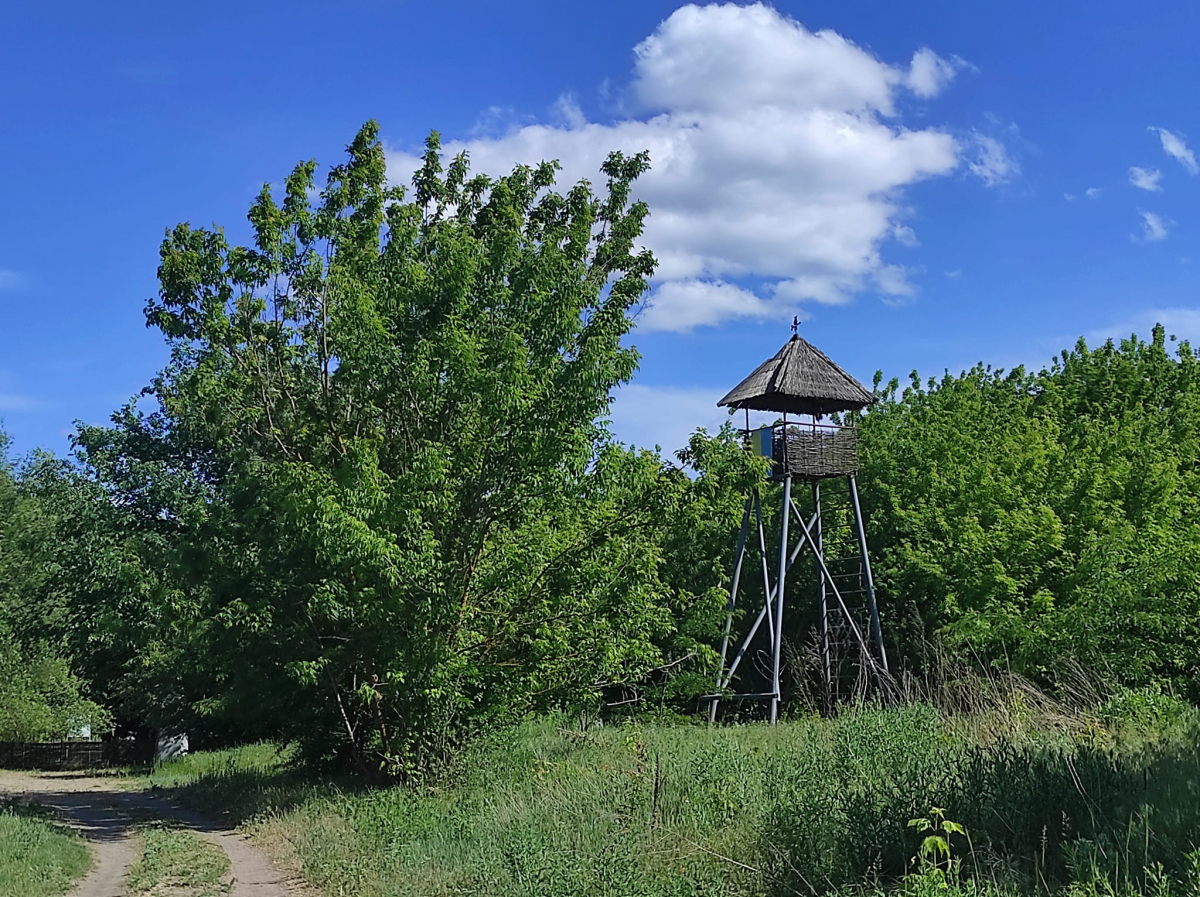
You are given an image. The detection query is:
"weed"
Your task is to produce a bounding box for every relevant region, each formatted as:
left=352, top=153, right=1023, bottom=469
left=906, top=808, right=969, bottom=892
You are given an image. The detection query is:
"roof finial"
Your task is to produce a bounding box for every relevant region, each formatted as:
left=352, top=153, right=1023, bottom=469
left=791, top=315, right=801, bottom=334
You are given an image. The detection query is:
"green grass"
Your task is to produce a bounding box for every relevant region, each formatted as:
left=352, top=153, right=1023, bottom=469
left=0, top=800, right=91, bottom=897
left=126, top=822, right=231, bottom=897
left=149, top=696, right=1200, bottom=897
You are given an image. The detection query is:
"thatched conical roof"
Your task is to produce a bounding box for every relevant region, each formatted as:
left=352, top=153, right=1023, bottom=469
left=717, top=334, right=874, bottom=417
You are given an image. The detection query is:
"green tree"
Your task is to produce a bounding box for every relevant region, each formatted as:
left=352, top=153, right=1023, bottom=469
left=98, top=121, right=693, bottom=772
left=13, top=450, right=198, bottom=734
left=0, top=628, right=110, bottom=741
left=0, top=431, right=53, bottom=627
left=857, top=326, right=1200, bottom=697
left=0, top=429, right=111, bottom=741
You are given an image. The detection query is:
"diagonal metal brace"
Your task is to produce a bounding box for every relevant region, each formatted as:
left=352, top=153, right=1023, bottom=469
left=789, top=497, right=886, bottom=681
left=717, top=508, right=820, bottom=693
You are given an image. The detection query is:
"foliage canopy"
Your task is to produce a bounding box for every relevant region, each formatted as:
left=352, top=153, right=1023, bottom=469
left=858, top=325, right=1200, bottom=698
left=2, top=122, right=1199, bottom=769
left=66, top=121, right=760, bottom=771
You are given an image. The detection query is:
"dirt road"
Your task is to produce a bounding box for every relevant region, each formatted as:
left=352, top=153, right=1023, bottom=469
left=0, top=771, right=297, bottom=896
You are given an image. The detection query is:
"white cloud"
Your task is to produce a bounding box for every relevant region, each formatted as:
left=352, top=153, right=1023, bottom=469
left=906, top=48, right=962, bottom=98
left=469, top=105, right=527, bottom=138
left=631, top=3, right=936, bottom=116
left=892, top=224, right=919, bottom=247
left=608, top=383, right=725, bottom=455
left=944, top=269, right=962, bottom=279
left=1128, top=166, right=1163, bottom=192
left=639, top=279, right=772, bottom=332
left=966, top=133, right=1019, bottom=187
left=1085, top=187, right=1102, bottom=199
left=607, top=382, right=776, bottom=455
left=873, top=264, right=916, bottom=298
left=1133, top=211, right=1170, bottom=242
left=1150, top=127, right=1198, bottom=174
left=1063, top=192, right=1076, bottom=201
left=1142, top=308, right=1200, bottom=340
left=551, top=94, right=587, bottom=129
left=386, top=3, right=991, bottom=332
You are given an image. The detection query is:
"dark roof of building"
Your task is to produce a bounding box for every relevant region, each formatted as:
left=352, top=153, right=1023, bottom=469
left=717, top=334, right=875, bottom=417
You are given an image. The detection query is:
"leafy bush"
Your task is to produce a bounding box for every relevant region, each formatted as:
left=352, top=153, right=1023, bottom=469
left=1097, top=685, right=1194, bottom=734
left=858, top=326, right=1200, bottom=701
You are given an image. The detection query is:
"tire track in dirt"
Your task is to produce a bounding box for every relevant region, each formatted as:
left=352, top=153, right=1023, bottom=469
left=0, top=771, right=299, bottom=896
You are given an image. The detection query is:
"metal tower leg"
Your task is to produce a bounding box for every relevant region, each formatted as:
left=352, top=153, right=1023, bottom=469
left=752, top=490, right=774, bottom=648
left=712, top=506, right=818, bottom=699
left=770, top=475, right=792, bottom=724
left=710, top=496, right=752, bottom=724
left=813, top=480, right=831, bottom=713
left=849, top=475, right=889, bottom=676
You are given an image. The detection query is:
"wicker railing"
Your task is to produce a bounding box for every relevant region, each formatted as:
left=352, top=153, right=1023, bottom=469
left=743, top=423, right=858, bottom=478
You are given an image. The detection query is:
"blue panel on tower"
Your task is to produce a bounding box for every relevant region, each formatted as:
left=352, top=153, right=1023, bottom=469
left=749, top=426, right=773, bottom=458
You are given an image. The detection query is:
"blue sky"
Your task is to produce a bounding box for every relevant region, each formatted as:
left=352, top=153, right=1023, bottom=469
left=3, top=1, right=1200, bottom=458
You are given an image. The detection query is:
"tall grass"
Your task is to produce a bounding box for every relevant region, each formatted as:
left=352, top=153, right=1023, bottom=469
left=0, top=800, right=91, bottom=897
left=150, top=694, right=1200, bottom=897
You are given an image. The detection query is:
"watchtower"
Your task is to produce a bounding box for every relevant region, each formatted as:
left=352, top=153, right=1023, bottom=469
left=707, top=328, right=890, bottom=723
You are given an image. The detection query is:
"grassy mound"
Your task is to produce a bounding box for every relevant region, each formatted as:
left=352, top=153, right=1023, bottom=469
left=150, top=697, right=1200, bottom=896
